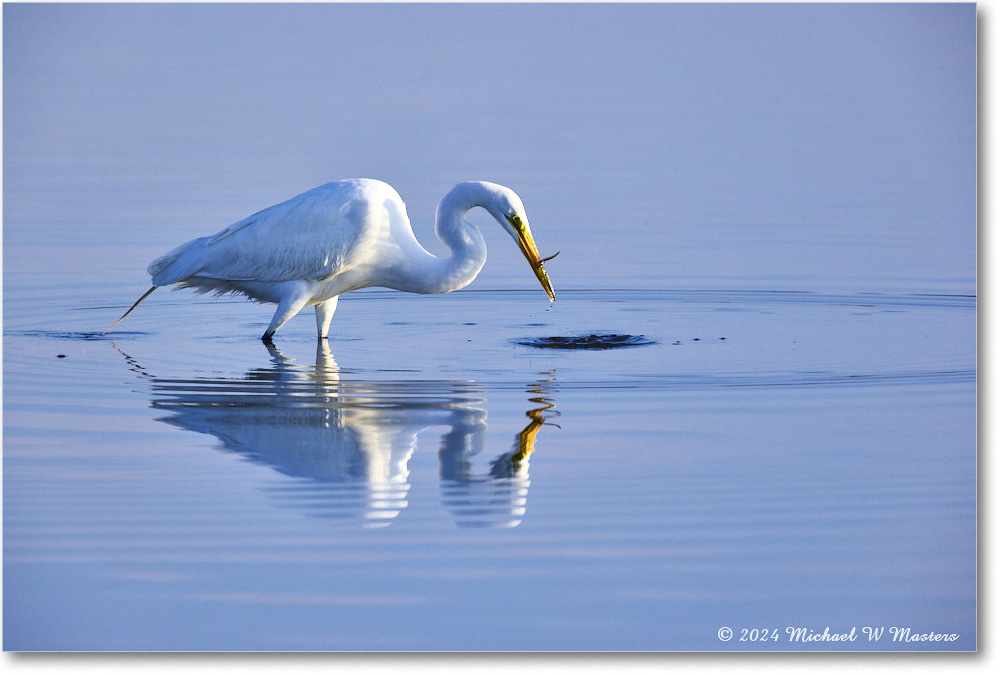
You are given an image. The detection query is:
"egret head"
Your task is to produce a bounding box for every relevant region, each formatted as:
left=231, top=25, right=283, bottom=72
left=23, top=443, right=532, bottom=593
left=477, top=183, right=557, bottom=302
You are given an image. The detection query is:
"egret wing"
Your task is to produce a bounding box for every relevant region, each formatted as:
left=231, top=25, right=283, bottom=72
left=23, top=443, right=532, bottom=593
left=199, top=182, right=380, bottom=282
left=150, top=181, right=389, bottom=286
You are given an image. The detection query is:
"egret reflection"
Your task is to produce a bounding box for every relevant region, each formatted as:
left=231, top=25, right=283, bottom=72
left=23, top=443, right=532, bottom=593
left=123, top=341, right=556, bottom=527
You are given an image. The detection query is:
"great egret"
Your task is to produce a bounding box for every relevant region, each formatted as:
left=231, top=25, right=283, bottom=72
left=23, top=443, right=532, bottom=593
left=104, top=179, right=557, bottom=340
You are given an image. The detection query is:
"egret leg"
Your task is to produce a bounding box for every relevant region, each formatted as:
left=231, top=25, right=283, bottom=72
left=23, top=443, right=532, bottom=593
left=262, top=290, right=311, bottom=340
left=315, top=297, right=339, bottom=339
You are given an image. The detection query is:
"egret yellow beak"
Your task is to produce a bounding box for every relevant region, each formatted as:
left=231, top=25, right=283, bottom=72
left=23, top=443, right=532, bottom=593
left=509, top=216, right=556, bottom=302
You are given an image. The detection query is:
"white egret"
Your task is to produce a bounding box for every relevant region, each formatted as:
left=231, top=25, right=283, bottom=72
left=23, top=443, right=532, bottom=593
left=104, top=179, right=557, bottom=340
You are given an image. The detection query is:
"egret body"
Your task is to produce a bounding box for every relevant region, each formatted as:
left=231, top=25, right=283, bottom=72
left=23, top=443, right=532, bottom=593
left=105, top=179, right=556, bottom=340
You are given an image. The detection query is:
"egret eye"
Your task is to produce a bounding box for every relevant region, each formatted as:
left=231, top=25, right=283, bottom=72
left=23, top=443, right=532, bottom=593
left=510, top=214, right=522, bottom=226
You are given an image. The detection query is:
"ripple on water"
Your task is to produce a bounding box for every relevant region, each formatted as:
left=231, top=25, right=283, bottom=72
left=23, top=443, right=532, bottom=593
left=5, top=329, right=149, bottom=341
left=514, top=333, right=656, bottom=350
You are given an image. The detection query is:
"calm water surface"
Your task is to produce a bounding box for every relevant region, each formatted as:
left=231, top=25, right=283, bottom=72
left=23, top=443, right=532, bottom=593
left=3, top=287, right=976, bottom=651
left=3, top=3, right=976, bottom=652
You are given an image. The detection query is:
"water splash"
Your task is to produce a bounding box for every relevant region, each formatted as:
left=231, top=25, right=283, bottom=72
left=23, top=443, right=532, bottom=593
left=514, top=333, right=656, bottom=350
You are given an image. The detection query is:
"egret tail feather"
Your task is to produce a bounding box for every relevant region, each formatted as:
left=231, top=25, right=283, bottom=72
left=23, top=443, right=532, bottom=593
left=103, top=286, right=157, bottom=335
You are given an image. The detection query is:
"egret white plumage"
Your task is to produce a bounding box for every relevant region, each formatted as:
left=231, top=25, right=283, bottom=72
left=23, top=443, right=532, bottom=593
left=104, top=179, right=557, bottom=340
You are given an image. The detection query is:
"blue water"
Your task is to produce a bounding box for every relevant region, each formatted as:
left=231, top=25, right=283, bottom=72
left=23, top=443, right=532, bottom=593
left=3, top=3, right=977, bottom=652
